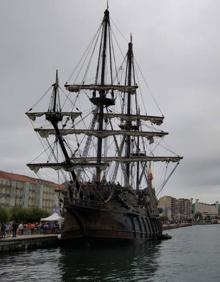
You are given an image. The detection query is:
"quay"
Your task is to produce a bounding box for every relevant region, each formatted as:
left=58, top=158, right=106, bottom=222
left=0, top=234, right=60, bottom=253
left=0, top=223, right=193, bottom=253
left=162, top=223, right=192, bottom=230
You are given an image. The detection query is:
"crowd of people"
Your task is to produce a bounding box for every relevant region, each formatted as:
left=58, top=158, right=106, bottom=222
left=0, top=221, right=61, bottom=239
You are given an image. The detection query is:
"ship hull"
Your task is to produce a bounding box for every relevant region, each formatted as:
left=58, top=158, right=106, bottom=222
left=61, top=202, right=163, bottom=243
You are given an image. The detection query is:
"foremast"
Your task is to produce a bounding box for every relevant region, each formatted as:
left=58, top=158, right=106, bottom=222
left=45, top=71, right=80, bottom=195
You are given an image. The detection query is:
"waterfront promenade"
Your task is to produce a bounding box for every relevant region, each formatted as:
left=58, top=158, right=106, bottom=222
left=0, top=222, right=193, bottom=253
left=162, top=222, right=192, bottom=230
left=0, top=234, right=59, bottom=253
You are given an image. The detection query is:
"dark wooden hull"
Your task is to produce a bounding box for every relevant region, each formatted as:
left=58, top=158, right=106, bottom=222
left=62, top=201, right=163, bottom=242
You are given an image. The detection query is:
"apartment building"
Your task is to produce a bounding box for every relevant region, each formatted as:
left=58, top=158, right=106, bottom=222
left=194, top=199, right=219, bottom=218
left=177, top=198, right=192, bottom=221
left=158, top=196, right=178, bottom=221
left=0, top=170, right=63, bottom=211
left=158, top=196, right=192, bottom=221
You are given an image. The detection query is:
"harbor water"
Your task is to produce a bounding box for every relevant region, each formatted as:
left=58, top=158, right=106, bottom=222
left=1, top=224, right=220, bottom=281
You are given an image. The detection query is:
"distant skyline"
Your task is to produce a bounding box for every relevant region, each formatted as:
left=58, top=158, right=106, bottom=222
left=1, top=0, right=220, bottom=203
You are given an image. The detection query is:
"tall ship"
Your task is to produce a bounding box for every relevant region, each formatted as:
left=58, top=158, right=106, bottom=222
left=26, top=7, right=182, bottom=242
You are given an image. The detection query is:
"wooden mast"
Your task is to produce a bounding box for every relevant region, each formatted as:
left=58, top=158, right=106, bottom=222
left=125, top=38, right=134, bottom=186
left=96, top=9, right=110, bottom=182
left=46, top=71, right=80, bottom=192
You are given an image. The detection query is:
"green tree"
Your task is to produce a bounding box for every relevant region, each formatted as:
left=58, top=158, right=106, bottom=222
left=160, top=215, right=168, bottom=223
left=9, top=207, right=50, bottom=223
left=158, top=208, right=163, bottom=214
left=195, top=212, right=202, bottom=221
left=0, top=208, right=9, bottom=223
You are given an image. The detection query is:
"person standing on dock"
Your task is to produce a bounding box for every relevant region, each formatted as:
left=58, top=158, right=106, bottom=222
left=1, top=223, right=6, bottom=238
left=18, top=223, right=24, bottom=235
left=12, top=222, right=18, bottom=238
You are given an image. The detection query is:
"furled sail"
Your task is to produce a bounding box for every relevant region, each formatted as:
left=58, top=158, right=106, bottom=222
left=65, top=84, right=138, bottom=94
left=26, top=111, right=81, bottom=121
left=27, top=161, right=108, bottom=173
left=27, top=154, right=182, bottom=174
left=34, top=128, right=168, bottom=138
left=70, top=156, right=182, bottom=163
left=102, top=113, right=164, bottom=125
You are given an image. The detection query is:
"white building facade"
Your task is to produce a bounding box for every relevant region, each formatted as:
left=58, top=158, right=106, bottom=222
left=0, top=171, right=63, bottom=211
left=158, top=196, right=192, bottom=222
left=194, top=199, right=219, bottom=218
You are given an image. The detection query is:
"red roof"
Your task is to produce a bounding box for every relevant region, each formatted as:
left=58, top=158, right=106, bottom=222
left=0, top=170, right=64, bottom=189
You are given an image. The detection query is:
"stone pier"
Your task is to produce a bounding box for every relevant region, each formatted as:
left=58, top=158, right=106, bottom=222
left=0, top=234, right=60, bottom=253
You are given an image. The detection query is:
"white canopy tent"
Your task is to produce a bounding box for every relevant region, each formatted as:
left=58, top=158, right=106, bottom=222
left=41, top=212, right=64, bottom=222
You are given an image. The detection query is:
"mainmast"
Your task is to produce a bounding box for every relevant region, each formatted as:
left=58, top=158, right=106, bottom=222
left=125, top=38, right=133, bottom=186
left=136, top=112, right=141, bottom=191
left=96, top=8, right=110, bottom=182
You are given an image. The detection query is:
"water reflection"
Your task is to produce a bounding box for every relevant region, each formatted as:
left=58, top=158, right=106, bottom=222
left=0, top=248, right=62, bottom=282
left=59, top=241, right=162, bottom=281
left=2, top=226, right=220, bottom=281
left=0, top=241, right=161, bottom=281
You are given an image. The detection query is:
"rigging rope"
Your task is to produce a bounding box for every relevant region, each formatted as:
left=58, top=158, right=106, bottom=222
left=110, top=17, right=128, bottom=44
left=28, top=120, right=52, bottom=163
left=110, top=30, right=120, bottom=84
left=134, top=65, right=148, bottom=116
left=28, top=118, right=68, bottom=183
left=27, top=86, right=52, bottom=112
left=160, top=139, right=180, bottom=156
left=108, top=25, right=113, bottom=84
left=82, top=27, right=102, bottom=84
left=156, top=162, right=179, bottom=196
left=135, top=59, right=164, bottom=116
left=45, top=138, right=67, bottom=182
left=59, top=86, right=75, bottom=111
left=66, top=24, right=102, bottom=83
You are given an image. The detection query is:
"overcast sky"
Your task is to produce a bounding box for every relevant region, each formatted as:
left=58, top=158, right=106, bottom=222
left=1, top=0, right=220, bottom=203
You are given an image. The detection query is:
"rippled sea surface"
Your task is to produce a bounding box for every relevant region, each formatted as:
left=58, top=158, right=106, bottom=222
left=1, top=225, right=220, bottom=281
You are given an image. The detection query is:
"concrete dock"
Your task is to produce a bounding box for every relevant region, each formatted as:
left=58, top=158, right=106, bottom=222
left=0, top=222, right=193, bottom=253
left=162, top=223, right=192, bottom=230
left=0, top=234, right=60, bottom=253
